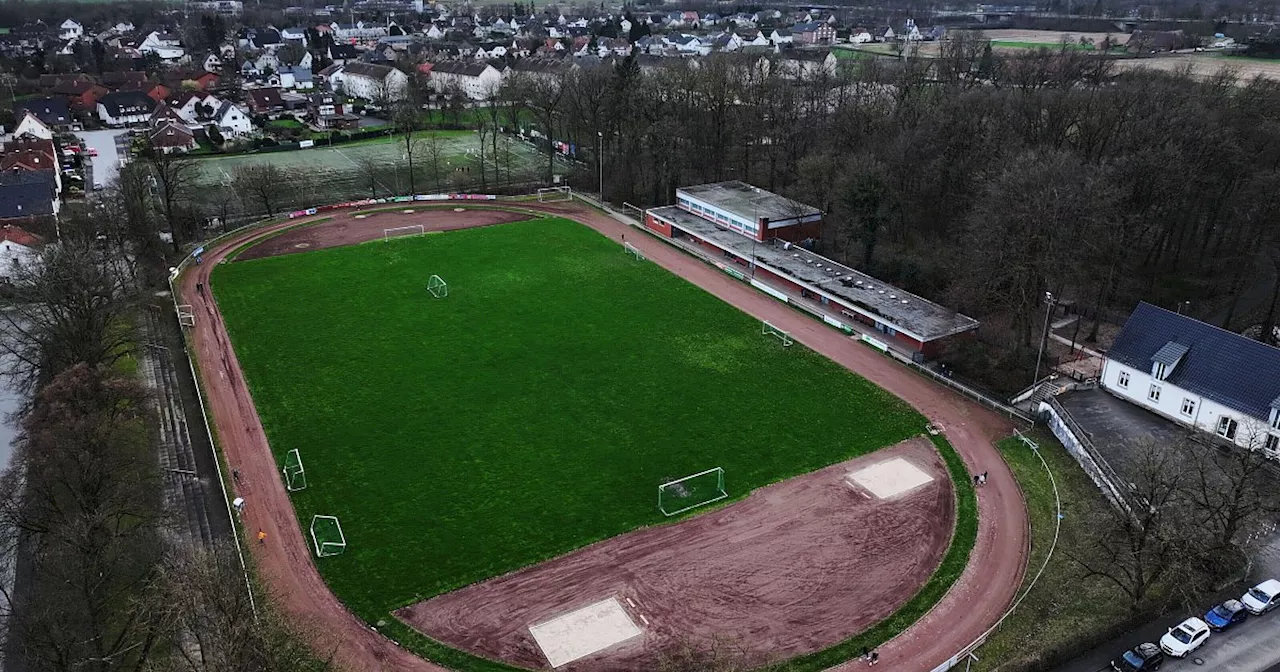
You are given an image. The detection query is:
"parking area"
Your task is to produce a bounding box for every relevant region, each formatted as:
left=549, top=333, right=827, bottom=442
left=73, top=129, right=127, bottom=190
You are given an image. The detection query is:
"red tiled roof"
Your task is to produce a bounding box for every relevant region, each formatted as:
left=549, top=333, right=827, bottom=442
left=0, top=224, right=43, bottom=247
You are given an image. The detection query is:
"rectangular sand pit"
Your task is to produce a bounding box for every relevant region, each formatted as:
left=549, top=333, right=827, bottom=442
left=529, top=597, right=642, bottom=667
left=847, top=457, right=935, bottom=499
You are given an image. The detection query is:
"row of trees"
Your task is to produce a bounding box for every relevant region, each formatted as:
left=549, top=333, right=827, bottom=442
left=0, top=192, right=330, bottom=669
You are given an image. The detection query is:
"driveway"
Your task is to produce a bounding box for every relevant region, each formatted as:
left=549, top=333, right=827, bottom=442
left=74, top=129, right=127, bottom=189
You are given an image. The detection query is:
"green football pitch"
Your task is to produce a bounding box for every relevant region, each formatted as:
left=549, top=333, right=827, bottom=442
left=212, top=217, right=924, bottom=636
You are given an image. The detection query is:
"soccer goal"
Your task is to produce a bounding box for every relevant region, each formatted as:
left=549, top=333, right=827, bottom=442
left=384, top=224, right=425, bottom=242
left=762, top=320, right=793, bottom=347
left=659, top=467, right=728, bottom=517
left=282, top=448, right=306, bottom=491
left=537, top=186, right=572, bottom=203
left=427, top=274, right=448, bottom=298
left=624, top=242, right=645, bottom=261
left=309, top=515, right=346, bottom=558
left=176, top=304, right=195, bottom=327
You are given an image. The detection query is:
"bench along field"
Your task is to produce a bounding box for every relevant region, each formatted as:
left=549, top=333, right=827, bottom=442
left=210, top=212, right=962, bottom=670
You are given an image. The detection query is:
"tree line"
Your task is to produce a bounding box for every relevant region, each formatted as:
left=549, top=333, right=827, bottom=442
left=0, top=195, right=331, bottom=670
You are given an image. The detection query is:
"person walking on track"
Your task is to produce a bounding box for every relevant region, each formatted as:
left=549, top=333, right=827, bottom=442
left=257, top=529, right=267, bottom=545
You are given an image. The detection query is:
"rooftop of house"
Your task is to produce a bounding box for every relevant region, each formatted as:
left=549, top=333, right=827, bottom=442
left=648, top=204, right=979, bottom=341
left=14, top=97, right=71, bottom=123
left=98, top=89, right=155, bottom=115
left=1108, top=301, right=1280, bottom=422
left=341, top=61, right=395, bottom=78
left=0, top=173, right=56, bottom=220
left=679, top=181, right=820, bottom=224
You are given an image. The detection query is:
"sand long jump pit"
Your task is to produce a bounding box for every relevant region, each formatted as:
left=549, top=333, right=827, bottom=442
left=397, top=437, right=953, bottom=670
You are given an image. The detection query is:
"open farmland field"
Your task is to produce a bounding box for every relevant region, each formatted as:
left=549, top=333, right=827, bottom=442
left=211, top=215, right=936, bottom=669
left=193, top=131, right=552, bottom=206
left=1112, top=52, right=1280, bottom=80
left=970, top=28, right=1131, bottom=47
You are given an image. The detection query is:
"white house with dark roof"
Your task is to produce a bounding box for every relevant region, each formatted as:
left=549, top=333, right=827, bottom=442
left=1101, top=301, right=1280, bottom=455
left=97, top=91, right=155, bottom=126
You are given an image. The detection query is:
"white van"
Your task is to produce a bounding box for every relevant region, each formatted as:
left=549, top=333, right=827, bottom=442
left=1242, top=579, right=1280, bottom=615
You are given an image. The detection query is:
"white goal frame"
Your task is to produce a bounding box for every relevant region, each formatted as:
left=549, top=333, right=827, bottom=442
left=762, top=320, right=793, bottom=347
left=658, top=467, right=728, bottom=517
left=384, top=224, right=425, bottom=241
left=176, top=304, right=195, bottom=327
left=282, top=448, right=306, bottom=491
left=309, top=515, right=346, bottom=557
left=537, top=186, right=572, bottom=203
left=427, top=274, right=448, bottom=298
left=624, top=242, right=645, bottom=261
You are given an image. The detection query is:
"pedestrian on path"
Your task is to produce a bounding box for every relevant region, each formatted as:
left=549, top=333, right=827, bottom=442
left=973, top=474, right=981, bottom=486
left=257, top=529, right=266, bottom=545
left=858, top=647, right=869, bottom=661
left=981, top=471, right=989, bottom=485
left=232, top=468, right=241, bottom=484
left=868, top=650, right=879, bottom=665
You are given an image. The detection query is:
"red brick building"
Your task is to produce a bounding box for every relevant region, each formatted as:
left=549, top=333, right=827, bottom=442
left=643, top=181, right=978, bottom=359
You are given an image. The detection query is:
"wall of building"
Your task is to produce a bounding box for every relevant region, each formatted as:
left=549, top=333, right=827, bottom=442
left=1100, top=358, right=1280, bottom=453
left=644, top=212, right=672, bottom=237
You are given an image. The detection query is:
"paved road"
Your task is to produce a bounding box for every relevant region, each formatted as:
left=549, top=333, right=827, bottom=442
left=74, top=129, right=126, bottom=189
left=1057, top=537, right=1280, bottom=672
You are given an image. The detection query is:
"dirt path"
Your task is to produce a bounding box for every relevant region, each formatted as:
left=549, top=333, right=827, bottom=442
left=399, top=438, right=953, bottom=670
left=181, top=201, right=1027, bottom=672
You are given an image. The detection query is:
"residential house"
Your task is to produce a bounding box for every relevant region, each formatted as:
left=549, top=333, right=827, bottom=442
left=246, top=87, right=285, bottom=115
left=331, top=22, right=390, bottom=41
left=149, top=120, right=198, bottom=153
left=59, top=19, right=83, bottom=41
left=318, top=63, right=346, bottom=89
left=879, top=26, right=896, bottom=41
left=97, top=90, right=157, bottom=126
left=900, top=19, right=922, bottom=41
left=140, top=31, right=185, bottom=61
left=850, top=29, right=873, bottom=44
left=2, top=135, right=61, bottom=193
left=139, top=82, right=171, bottom=104
left=202, top=52, right=222, bottom=72
left=425, top=23, right=446, bottom=39
left=163, top=68, right=220, bottom=90
left=429, top=60, right=501, bottom=100
left=327, top=43, right=360, bottom=63
left=280, top=66, right=314, bottom=90
left=1101, top=301, right=1280, bottom=456
left=212, top=101, right=254, bottom=137
left=0, top=173, right=57, bottom=228
left=337, top=62, right=407, bottom=101
left=0, top=224, right=43, bottom=280
left=241, top=27, right=282, bottom=50
left=12, top=112, right=54, bottom=140
left=14, top=97, right=72, bottom=129
left=308, top=92, right=359, bottom=129
left=101, top=71, right=147, bottom=89
left=52, top=79, right=106, bottom=112
left=169, top=91, right=221, bottom=122
left=791, top=21, right=836, bottom=44
left=280, top=27, right=308, bottom=45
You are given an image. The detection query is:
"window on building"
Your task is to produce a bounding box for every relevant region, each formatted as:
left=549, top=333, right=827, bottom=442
left=1154, top=362, right=1168, bottom=381
left=1181, top=398, right=1196, bottom=418
left=1117, top=371, right=1130, bottom=389
left=1218, top=416, right=1239, bottom=440
left=1266, top=434, right=1279, bottom=455
left=1148, top=384, right=1161, bottom=402
left=1272, top=409, right=1280, bottom=431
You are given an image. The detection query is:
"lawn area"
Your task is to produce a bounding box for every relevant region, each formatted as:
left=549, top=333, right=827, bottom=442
left=972, top=430, right=1133, bottom=670
left=267, top=119, right=306, bottom=131
left=212, top=218, right=927, bottom=664
left=991, top=40, right=1097, bottom=50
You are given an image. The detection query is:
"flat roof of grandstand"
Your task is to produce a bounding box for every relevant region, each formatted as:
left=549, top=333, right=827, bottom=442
left=680, top=181, right=821, bottom=223
left=650, top=205, right=978, bottom=341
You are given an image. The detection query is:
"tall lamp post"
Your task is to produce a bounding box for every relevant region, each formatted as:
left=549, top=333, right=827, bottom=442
left=1033, top=291, right=1055, bottom=388
left=597, top=130, right=604, bottom=202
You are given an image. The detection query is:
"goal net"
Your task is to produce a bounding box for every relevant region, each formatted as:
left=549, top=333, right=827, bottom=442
left=762, top=320, right=793, bottom=347
left=659, top=467, right=727, bottom=517
left=537, top=186, right=572, bottom=203
left=427, top=274, right=448, bottom=298
left=310, top=515, right=346, bottom=557
left=624, top=242, right=645, bottom=261
left=384, top=224, right=425, bottom=241
left=282, top=448, right=306, bottom=491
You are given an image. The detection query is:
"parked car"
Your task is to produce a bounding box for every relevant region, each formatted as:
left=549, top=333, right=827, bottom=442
left=1159, top=617, right=1210, bottom=658
left=86, top=147, right=99, bottom=157
left=1204, top=599, right=1249, bottom=630
left=1111, top=642, right=1164, bottom=671
left=1243, top=579, right=1280, bottom=615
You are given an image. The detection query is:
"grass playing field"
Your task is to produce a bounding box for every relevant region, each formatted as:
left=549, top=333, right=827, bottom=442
left=211, top=217, right=925, bottom=653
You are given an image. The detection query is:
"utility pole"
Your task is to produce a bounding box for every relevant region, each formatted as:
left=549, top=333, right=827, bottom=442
left=597, top=130, right=603, bottom=201
left=1033, top=291, right=1055, bottom=388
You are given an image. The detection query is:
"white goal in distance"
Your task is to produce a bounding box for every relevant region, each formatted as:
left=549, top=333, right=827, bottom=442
left=427, top=274, right=448, bottom=298
left=762, top=320, right=793, bottom=347
left=384, top=224, right=425, bottom=241
left=310, top=515, right=346, bottom=557
left=537, top=186, right=572, bottom=203
left=624, top=242, right=645, bottom=261
left=282, top=448, right=306, bottom=491
left=659, top=467, right=727, bottom=517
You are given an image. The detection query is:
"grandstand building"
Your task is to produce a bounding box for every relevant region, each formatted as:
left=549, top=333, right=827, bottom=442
left=644, top=181, right=978, bottom=359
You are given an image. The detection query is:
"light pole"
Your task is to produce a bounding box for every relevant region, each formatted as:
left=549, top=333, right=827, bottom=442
left=1033, top=291, right=1055, bottom=388
left=597, top=130, right=604, bottom=202
left=1177, top=300, right=1191, bottom=315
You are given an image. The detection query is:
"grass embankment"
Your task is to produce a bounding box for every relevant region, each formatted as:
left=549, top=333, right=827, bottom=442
left=971, top=430, right=1132, bottom=670
left=213, top=217, right=934, bottom=669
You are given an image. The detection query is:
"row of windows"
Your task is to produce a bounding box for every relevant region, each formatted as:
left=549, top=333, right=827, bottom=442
left=1119, top=369, right=1280, bottom=452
